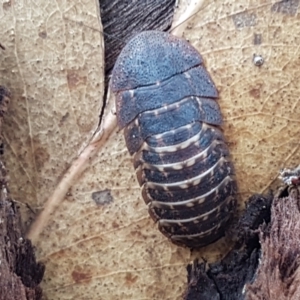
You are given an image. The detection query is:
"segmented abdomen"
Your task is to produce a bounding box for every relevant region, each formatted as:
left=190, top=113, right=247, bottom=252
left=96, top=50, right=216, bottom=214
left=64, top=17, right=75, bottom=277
left=111, top=31, right=237, bottom=248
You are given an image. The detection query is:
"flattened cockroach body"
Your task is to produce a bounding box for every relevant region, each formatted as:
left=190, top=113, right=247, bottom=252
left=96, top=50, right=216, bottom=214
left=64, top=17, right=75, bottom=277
left=111, top=31, right=237, bottom=248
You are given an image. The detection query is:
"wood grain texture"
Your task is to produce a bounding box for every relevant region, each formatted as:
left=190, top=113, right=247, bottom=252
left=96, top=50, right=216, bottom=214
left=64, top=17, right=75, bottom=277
left=246, top=187, right=300, bottom=299
left=99, top=0, right=176, bottom=75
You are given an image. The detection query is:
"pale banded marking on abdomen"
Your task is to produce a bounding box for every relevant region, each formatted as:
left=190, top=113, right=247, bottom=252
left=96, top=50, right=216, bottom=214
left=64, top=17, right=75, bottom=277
left=143, top=156, right=230, bottom=191
left=149, top=175, right=234, bottom=209
left=146, top=122, right=201, bottom=148
left=171, top=222, right=222, bottom=240
left=135, top=140, right=228, bottom=185
left=156, top=194, right=236, bottom=237
left=157, top=194, right=233, bottom=226
left=138, top=122, right=219, bottom=154
left=147, top=176, right=236, bottom=222
left=138, top=139, right=224, bottom=172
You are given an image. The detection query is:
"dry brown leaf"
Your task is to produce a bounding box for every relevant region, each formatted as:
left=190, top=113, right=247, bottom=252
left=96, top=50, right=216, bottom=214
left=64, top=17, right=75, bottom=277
left=0, top=0, right=105, bottom=220
left=0, top=0, right=299, bottom=299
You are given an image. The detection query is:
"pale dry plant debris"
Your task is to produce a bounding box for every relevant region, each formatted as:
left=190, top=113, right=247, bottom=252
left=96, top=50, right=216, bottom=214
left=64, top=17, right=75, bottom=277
left=279, top=164, right=300, bottom=185
left=171, top=0, right=209, bottom=36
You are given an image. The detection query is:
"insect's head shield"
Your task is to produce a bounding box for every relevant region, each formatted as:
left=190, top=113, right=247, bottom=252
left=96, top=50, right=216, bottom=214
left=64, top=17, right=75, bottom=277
left=111, top=30, right=203, bottom=92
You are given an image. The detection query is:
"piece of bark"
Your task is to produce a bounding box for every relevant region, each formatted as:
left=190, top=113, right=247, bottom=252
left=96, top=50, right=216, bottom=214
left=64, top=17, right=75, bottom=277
left=184, top=194, right=272, bottom=300
left=99, top=0, right=176, bottom=76
left=0, top=87, right=44, bottom=300
left=245, top=186, right=300, bottom=299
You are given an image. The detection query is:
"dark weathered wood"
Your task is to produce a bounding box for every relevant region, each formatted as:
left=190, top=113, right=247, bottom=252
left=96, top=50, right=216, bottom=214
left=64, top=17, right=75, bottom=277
left=184, top=194, right=272, bottom=299
left=0, top=87, right=44, bottom=300
left=184, top=186, right=300, bottom=299
left=99, top=0, right=176, bottom=75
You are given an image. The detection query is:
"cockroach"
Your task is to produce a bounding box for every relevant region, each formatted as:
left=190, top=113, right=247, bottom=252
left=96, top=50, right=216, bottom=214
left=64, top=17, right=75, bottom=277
left=111, top=31, right=237, bottom=248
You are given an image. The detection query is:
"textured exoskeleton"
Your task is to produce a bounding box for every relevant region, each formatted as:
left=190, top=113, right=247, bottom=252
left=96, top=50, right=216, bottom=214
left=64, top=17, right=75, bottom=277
left=111, top=31, right=237, bottom=248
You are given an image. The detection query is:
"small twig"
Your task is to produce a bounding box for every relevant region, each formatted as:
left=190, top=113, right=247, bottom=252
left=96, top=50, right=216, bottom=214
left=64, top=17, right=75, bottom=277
left=26, top=93, right=117, bottom=243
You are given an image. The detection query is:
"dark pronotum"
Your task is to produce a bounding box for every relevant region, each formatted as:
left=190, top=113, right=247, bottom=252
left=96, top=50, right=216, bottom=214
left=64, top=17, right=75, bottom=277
left=111, top=31, right=237, bottom=248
